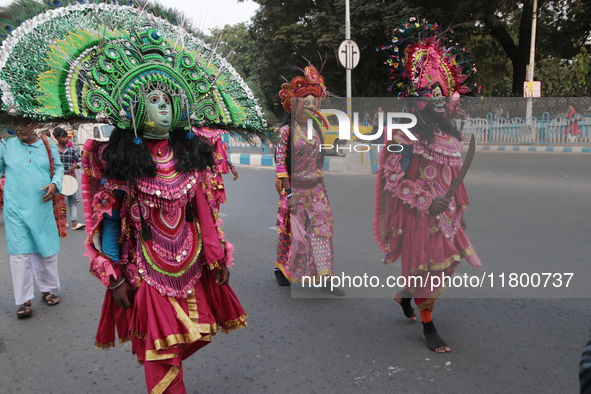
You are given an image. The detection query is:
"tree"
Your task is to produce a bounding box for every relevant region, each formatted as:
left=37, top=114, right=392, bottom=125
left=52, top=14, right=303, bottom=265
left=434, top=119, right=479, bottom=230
left=207, top=22, right=278, bottom=122
left=537, top=47, right=591, bottom=96
left=249, top=0, right=422, bottom=118
left=246, top=0, right=591, bottom=111
left=416, top=0, right=591, bottom=96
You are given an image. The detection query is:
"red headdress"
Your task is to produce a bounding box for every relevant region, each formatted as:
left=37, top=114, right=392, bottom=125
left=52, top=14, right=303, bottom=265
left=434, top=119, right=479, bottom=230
left=278, top=64, right=328, bottom=112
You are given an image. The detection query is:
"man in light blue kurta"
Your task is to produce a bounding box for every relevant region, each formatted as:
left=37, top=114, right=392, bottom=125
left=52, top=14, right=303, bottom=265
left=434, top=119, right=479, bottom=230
left=0, top=121, right=64, bottom=317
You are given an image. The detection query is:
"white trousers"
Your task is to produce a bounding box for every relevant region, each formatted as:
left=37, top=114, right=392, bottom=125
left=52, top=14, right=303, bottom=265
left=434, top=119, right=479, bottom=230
left=10, top=253, right=61, bottom=305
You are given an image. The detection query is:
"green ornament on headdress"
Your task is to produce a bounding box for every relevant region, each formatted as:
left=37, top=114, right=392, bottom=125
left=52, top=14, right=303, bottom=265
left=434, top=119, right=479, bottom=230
left=0, top=0, right=268, bottom=137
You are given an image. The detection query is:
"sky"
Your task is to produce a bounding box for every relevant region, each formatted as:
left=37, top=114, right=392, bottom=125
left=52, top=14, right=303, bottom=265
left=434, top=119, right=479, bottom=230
left=159, top=0, right=260, bottom=33
left=0, top=0, right=260, bottom=34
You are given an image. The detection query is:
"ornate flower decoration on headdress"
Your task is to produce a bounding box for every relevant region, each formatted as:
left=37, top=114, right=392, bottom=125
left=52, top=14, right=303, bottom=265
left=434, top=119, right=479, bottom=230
left=0, top=1, right=267, bottom=136
left=278, top=64, right=328, bottom=112
left=380, top=18, right=477, bottom=98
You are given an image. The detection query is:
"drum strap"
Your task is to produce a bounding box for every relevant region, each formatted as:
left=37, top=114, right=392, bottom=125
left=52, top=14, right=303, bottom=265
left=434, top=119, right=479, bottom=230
left=40, top=135, right=68, bottom=238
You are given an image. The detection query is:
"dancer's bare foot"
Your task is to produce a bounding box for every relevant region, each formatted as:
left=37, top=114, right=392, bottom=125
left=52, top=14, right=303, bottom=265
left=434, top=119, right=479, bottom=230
left=422, top=321, right=450, bottom=353
left=422, top=333, right=451, bottom=353
left=394, top=291, right=416, bottom=321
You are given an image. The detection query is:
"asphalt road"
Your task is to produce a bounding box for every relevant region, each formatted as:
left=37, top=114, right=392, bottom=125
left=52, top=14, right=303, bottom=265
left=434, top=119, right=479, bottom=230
left=0, top=151, right=589, bottom=393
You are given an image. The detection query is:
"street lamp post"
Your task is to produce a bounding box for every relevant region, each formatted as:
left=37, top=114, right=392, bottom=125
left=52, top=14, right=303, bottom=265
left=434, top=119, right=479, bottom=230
left=345, top=0, right=351, bottom=118
left=526, top=0, right=538, bottom=142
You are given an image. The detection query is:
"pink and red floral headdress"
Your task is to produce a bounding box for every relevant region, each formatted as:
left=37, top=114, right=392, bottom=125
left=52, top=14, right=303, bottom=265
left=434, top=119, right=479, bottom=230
left=380, top=18, right=479, bottom=98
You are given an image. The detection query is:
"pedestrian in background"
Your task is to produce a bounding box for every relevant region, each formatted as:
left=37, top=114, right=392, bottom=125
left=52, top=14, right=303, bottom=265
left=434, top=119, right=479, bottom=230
left=363, top=111, right=371, bottom=126
left=53, top=127, right=85, bottom=230
left=565, top=105, right=582, bottom=142
left=0, top=117, right=63, bottom=318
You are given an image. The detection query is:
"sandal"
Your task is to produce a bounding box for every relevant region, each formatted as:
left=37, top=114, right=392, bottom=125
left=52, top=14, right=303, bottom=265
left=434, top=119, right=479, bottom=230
left=41, top=292, right=60, bottom=306
left=17, top=301, right=32, bottom=318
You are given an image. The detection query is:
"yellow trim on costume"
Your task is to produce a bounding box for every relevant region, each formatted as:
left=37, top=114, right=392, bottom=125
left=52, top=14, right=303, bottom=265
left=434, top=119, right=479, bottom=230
left=94, top=340, right=115, bottom=349
left=130, top=330, right=147, bottom=340
left=460, top=244, right=474, bottom=258
left=417, top=284, right=447, bottom=312
left=185, top=290, right=220, bottom=334
left=388, top=227, right=404, bottom=237
left=277, top=172, right=289, bottom=178
left=195, top=323, right=220, bottom=334
left=150, top=365, right=180, bottom=394
left=221, top=313, right=248, bottom=334
left=428, top=227, right=439, bottom=234
left=187, top=291, right=198, bottom=319
left=137, top=295, right=220, bottom=361
left=201, top=334, right=212, bottom=342
left=168, top=297, right=203, bottom=344
left=411, top=254, right=460, bottom=274
left=384, top=256, right=397, bottom=265
left=145, top=350, right=179, bottom=362
left=275, top=262, right=333, bottom=284
left=153, top=333, right=198, bottom=351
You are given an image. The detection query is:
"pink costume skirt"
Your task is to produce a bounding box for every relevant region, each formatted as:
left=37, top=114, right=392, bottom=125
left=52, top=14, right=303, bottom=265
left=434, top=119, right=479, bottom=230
left=94, top=267, right=247, bottom=364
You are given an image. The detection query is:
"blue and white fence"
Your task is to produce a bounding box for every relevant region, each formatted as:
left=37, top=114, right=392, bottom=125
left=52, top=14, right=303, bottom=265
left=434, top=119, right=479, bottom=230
left=225, top=112, right=591, bottom=153
left=459, top=113, right=591, bottom=144
left=223, top=133, right=273, bottom=154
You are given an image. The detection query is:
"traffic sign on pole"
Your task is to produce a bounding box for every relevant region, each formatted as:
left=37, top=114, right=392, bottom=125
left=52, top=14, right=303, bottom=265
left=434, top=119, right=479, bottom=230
left=338, top=40, right=360, bottom=70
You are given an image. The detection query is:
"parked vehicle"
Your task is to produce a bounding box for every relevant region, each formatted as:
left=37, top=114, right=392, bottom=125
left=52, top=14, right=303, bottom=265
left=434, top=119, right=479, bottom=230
left=322, top=112, right=373, bottom=156
left=76, top=123, right=114, bottom=151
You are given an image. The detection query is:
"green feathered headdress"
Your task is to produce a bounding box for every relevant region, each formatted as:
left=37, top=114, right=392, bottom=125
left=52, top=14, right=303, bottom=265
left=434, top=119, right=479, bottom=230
left=0, top=0, right=268, bottom=138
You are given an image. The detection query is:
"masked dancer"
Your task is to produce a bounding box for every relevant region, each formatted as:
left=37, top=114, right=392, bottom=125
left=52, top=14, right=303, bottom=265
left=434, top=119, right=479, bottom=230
left=0, top=1, right=268, bottom=391
left=374, top=19, right=481, bottom=353
left=274, top=63, right=344, bottom=296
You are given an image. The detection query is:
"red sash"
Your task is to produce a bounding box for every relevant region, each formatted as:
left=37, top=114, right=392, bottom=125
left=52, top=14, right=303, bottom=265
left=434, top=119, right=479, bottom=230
left=40, top=135, right=67, bottom=238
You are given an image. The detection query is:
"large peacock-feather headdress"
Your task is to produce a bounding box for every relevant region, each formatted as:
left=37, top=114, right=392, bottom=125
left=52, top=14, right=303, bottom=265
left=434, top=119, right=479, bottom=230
left=0, top=0, right=267, bottom=138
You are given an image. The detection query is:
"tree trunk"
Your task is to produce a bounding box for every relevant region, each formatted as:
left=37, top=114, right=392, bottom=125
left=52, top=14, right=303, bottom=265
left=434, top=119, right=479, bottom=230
left=512, top=56, right=528, bottom=96
left=484, top=0, right=540, bottom=96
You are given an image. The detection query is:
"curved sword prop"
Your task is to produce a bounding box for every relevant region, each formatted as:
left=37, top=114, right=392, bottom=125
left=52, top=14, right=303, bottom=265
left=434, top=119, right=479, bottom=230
left=444, top=134, right=476, bottom=200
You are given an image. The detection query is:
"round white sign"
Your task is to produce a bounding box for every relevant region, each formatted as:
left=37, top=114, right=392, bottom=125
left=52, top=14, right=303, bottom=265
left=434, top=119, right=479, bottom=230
left=338, top=40, right=360, bottom=70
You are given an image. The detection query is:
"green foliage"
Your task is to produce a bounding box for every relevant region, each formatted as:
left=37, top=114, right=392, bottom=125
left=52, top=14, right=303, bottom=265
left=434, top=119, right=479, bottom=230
left=538, top=47, right=591, bottom=96
left=208, top=22, right=278, bottom=124
left=248, top=0, right=426, bottom=118
left=414, top=0, right=591, bottom=96
left=238, top=0, right=591, bottom=118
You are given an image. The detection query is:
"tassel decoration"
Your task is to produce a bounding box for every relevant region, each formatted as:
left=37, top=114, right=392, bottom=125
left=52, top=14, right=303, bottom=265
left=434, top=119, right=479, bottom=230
left=185, top=199, right=194, bottom=223
left=139, top=211, right=152, bottom=241
left=134, top=186, right=152, bottom=241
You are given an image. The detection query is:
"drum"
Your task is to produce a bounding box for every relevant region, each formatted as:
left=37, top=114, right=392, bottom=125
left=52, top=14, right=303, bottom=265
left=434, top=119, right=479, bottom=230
left=61, top=175, right=79, bottom=196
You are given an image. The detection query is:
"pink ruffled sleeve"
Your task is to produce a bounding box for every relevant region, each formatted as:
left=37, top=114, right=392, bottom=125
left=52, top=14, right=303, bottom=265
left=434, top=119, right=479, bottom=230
left=81, top=140, right=139, bottom=288
left=213, top=139, right=230, bottom=174
left=194, top=180, right=234, bottom=269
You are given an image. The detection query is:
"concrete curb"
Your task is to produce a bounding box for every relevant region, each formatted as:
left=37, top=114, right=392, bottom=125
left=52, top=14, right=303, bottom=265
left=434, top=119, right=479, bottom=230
left=230, top=145, right=590, bottom=174
left=229, top=153, right=340, bottom=172
left=463, top=145, right=591, bottom=153
left=229, top=153, right=275, bottom=167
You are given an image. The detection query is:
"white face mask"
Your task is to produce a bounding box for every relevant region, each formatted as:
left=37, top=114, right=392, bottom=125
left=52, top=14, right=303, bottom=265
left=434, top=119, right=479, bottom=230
left=296, top=94, right=318, bottom=121
left=146, top=90, right=172, bottom=136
